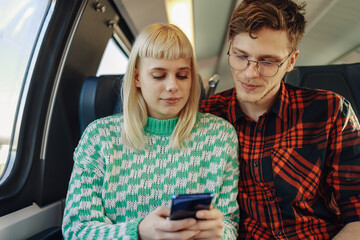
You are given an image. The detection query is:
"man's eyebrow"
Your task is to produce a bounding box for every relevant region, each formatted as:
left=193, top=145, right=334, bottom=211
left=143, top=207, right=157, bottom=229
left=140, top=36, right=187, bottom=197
left=230, top=47, right=282, bottom=61
left=258, top=55, right=282, bottom=61
left=230, top=47, right=248, bottom=55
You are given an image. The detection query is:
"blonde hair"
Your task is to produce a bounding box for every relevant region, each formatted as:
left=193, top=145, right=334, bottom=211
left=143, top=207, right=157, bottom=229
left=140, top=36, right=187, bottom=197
left=122, top=23, right=200, bottom=151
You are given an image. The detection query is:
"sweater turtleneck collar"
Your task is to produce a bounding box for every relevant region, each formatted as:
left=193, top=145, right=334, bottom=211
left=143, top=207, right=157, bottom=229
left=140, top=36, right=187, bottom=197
left=144, top=116, right=178, bottom=136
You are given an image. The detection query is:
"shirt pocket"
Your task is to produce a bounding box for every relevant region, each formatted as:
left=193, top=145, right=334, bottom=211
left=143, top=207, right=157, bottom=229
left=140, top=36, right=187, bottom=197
left=271, top=146, right=325, bottom=202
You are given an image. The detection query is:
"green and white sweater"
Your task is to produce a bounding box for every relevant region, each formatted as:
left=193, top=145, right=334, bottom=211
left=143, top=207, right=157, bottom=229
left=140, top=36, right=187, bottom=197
left=62, top=112, right=239, bottom=239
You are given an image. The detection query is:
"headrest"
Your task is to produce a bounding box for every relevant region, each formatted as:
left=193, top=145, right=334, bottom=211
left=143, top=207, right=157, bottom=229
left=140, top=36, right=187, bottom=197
left=79, top=75, right=123, bottom=134
left=284, top=62, right=360, bottom=118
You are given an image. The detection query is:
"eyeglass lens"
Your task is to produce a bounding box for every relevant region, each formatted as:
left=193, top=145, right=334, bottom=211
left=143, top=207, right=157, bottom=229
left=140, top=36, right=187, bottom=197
left=228, top=55, right=279, bottom=77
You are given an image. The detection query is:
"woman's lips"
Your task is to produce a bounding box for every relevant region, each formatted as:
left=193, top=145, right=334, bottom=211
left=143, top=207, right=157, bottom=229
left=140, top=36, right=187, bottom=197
left=162, top=97, right=181, bottom=104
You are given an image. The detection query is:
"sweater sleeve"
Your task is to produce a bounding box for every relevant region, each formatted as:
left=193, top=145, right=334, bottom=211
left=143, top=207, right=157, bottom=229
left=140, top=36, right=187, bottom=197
left=62, top=121, right=143, bottom=239
left=214, top=123, right=240, bottom=239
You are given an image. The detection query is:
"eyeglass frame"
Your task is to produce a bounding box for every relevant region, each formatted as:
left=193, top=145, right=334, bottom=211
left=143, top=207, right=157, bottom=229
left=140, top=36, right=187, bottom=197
left=227, top=50, right=294, bottom=77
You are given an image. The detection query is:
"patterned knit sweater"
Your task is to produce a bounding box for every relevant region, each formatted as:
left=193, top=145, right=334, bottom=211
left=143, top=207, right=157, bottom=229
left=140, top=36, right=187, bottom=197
left=62, top=112, right=239, bottom=239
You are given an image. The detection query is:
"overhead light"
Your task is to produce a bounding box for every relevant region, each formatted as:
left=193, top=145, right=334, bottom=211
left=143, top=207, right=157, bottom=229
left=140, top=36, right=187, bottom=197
left=165, top=0, right=194, bottom=47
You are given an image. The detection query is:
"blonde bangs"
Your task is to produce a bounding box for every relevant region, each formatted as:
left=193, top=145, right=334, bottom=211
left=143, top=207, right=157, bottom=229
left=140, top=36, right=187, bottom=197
left=138, top=25, right=193, bottom=60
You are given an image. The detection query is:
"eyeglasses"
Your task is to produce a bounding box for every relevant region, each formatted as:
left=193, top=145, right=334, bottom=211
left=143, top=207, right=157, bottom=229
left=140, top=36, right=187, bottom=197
left=227, top=50, right=294, bottom=77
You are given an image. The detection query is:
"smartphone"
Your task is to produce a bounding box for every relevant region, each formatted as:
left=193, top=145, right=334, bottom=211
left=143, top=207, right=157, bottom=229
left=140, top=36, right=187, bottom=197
left=169, top=193, right=214, bottom=220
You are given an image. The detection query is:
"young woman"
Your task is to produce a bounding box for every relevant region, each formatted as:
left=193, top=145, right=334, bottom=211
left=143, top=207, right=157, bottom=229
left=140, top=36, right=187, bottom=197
left=62, top=23, right=239, bottom=240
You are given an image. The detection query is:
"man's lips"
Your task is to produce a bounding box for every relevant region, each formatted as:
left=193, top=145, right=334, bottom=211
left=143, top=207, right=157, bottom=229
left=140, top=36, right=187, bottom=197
left=241, top=82, right=260, bottom=91
left=161, top=97, right=182, bottom=104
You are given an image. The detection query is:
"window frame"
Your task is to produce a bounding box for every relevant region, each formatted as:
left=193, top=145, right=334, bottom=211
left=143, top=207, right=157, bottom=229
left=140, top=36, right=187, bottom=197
left=0, top=0, right=85, bottom=216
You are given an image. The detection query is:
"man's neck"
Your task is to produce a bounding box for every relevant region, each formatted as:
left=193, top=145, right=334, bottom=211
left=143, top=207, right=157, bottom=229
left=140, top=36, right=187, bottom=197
left=239, top=92, right=279, bottom=122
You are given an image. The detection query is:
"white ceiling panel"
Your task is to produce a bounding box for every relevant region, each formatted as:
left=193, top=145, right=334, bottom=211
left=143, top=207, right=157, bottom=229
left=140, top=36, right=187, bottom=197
left=113, top=0, right=360, bottom=92
left=296, top=0, right=360, bottom=66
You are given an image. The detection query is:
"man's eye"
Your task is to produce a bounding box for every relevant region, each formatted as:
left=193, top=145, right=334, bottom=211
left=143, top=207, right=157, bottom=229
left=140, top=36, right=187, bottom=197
left=236, top=55, right=247, bottom=60
left=259, top=61, right=275, bottom=67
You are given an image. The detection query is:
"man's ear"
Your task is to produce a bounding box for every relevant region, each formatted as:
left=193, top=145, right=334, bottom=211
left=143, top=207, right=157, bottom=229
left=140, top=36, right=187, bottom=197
left=286, top=49, right=299, bottom=72
left=135, top=68, right=141, bottom=87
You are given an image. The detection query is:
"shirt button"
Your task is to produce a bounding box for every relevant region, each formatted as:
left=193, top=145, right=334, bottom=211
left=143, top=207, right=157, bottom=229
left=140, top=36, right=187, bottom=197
left=253, top=162, right=259, bottom=167
left=267, top=197, right=273, bottom=201
left=276, top=230, right=282, bottom=236
left=257, top=127, right=262, bottom=132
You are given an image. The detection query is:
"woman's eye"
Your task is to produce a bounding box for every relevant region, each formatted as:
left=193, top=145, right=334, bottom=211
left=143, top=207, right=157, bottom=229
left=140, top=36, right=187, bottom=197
left=152, top=75, right=165, bottom=80
left=177, top=75, right=189, bottom=80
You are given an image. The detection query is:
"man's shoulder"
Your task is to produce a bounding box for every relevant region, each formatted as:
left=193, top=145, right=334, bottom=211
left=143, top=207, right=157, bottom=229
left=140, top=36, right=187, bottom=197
left=199, top=88, right=235, bottom=119
left=285, top=83, right=344, bottom=102
left=200, top=88, right=234, bottom=109
left=284, top=83, right=349, bottom=118
left=202, top=88, right=234, bottom=103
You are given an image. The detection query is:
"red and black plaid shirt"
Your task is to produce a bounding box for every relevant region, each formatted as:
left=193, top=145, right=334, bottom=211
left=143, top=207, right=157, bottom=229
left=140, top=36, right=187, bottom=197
left=200, top=81, right=360, bottom=239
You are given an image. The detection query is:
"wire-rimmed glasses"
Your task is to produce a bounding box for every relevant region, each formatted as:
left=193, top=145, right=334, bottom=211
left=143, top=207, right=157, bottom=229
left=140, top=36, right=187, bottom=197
left=227, top=51, right=294, bottom=77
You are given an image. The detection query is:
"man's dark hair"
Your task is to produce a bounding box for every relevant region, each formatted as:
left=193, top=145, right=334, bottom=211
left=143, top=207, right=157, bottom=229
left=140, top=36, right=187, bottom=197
left=228, top=0, right=306, bottom=50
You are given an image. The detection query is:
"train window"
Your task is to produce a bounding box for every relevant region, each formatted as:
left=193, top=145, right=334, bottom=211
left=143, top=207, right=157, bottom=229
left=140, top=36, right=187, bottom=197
left=0, top=0, right=52, bottom=179
left=96, top=38, right=128, bottom=76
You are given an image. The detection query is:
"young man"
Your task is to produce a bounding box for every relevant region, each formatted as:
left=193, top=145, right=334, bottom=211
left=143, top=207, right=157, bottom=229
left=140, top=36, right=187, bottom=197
left=200, top=0, right=360, bottom=239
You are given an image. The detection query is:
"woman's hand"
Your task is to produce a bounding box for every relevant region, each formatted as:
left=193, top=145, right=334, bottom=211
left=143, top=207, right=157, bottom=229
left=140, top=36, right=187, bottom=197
left=188, top=208, right=224, bottom=240
left=138, top=206, right=200, bottom=240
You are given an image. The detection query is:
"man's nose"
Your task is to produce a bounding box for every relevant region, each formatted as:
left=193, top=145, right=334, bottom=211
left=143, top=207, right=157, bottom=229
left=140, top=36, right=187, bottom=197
left=244, top=60, right=260, bottom=77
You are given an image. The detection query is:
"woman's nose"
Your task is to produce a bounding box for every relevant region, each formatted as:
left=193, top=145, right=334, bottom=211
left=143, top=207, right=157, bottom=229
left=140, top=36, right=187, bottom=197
left=166, top=76, right=179, bottom=92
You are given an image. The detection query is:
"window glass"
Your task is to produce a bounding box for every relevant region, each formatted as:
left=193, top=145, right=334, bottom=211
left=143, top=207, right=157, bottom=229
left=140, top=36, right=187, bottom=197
left=96, top=38, right=128, bottom=76
left=0, top=0, right=52, bottom=178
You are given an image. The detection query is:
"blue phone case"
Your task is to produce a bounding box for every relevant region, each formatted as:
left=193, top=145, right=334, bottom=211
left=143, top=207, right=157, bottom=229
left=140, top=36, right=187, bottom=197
left=169, top=193, right=214, bottom=220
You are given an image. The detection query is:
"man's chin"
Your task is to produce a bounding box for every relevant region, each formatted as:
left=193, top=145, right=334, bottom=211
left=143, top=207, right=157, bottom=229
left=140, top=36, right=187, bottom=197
left=237, top=98, right=261, bottom=104
left=236, top=92, right=263, bottom=104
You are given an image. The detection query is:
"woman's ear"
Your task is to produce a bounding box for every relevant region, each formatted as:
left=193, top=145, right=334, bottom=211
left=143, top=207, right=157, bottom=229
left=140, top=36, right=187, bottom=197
left=135, top=68, right=141, bottom=88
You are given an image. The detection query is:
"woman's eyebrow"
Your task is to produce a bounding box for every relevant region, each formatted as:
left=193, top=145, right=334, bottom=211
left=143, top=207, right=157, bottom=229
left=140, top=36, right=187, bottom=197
left=178, top=67, right=191, bottom=71
left=151, top=67, right=166, bottom=71
left=150, top=67, right=191, bottom=71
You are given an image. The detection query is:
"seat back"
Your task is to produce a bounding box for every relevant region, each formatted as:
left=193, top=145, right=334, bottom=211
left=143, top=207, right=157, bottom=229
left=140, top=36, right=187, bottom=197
left=284, top=63, right=360, bottom=118
left=79, top=75, right=123, bottom=134
left=79, top=74, right=207, bottom=134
